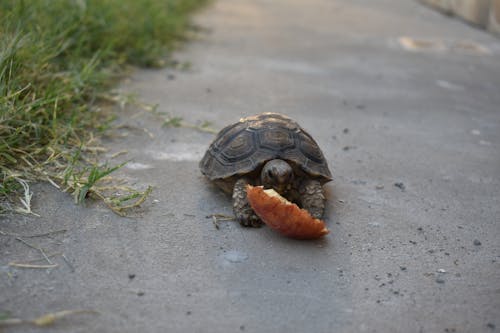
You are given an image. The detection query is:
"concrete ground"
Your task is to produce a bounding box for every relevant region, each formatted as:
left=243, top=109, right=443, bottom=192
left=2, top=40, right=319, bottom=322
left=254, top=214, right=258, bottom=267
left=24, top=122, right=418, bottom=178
left=1, top=0, right=500, bottom=332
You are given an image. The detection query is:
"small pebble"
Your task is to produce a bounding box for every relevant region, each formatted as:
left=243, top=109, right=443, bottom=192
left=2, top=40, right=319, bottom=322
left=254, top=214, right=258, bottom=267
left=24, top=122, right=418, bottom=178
left=343, top=128, right=349, bottom=134
left=471, top=129, right=481, bottom=136
left=128, top=274, right=136, bottom=280
left=400, top=266, right=407, bottom=271
left=479, top=140, right=492, bottom=146
left=394, top=182, right=406, bottom=191
left=437, top=269, right=446, bottom=274
left=473, top=239, right=482, bottom=246
left=435, top=277, right=445, bottom=284
left=375, top=185, right=384, bottom=190
left=224, top=250, right=248, bottom=263
left=487, top=322, right=495, bottom=330
left=137, top=291, right=145, bottom=296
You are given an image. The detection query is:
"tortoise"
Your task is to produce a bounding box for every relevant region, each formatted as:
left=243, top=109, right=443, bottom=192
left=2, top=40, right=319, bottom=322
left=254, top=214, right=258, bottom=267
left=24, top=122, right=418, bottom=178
left=199, top=113, right=332, bottom=227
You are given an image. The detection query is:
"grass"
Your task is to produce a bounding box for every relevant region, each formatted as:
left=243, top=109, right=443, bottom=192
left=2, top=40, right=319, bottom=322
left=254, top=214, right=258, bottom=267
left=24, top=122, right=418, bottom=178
left=0, top=0, right=208, bottom=215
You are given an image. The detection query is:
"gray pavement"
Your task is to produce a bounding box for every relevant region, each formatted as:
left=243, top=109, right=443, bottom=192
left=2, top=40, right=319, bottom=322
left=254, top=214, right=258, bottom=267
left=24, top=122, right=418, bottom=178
left=1, top=0, right=500, bottom=332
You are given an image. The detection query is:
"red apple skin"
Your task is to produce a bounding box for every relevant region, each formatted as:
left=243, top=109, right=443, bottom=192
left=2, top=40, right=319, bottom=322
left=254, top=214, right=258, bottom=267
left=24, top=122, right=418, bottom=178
left=246, top=185, right=329, bottom=239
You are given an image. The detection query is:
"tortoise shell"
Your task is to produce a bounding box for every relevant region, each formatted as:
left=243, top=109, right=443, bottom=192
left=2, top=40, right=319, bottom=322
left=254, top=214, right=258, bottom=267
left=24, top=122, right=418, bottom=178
left=199, top=113, right=332, bottom=185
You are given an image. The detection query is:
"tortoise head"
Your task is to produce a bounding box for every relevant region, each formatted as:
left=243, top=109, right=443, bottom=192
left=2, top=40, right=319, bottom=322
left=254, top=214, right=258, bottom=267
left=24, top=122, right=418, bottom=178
left=260, top=159, right=294, bottom=194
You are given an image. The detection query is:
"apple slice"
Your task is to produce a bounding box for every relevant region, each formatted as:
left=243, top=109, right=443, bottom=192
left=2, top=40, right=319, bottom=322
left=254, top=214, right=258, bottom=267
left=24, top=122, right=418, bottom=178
left=246, top=185, right=329, bottom=239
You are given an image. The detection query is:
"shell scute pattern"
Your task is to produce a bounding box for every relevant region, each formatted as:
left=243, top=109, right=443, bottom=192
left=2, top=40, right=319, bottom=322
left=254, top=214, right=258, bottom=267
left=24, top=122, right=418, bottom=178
left=199, top=113, right=332, bottom=183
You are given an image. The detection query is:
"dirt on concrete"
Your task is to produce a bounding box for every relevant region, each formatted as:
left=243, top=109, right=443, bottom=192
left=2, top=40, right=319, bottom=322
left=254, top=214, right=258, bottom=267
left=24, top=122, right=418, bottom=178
left=1, top=0, right=500, bottom=332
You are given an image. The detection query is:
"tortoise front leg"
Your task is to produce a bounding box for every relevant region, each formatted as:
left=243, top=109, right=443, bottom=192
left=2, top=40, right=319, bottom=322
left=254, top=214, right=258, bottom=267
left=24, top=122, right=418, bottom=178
left=298, top=179, right=326, bottom=219
left=232, top=178, right=264, bottom=227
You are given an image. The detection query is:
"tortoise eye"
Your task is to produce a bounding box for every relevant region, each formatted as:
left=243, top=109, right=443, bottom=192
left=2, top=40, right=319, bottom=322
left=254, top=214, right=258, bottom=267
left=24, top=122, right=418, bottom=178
left=267, top=169, right=274, bottom=180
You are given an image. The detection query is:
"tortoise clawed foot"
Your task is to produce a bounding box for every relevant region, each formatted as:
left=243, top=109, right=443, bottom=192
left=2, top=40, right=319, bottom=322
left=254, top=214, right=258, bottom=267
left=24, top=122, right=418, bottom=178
left=299, top=179, right=326, bottom=220
left=308, top=208, right=324, bottom=220
left=233, top=178, right=264, bottom=228
left=237, top=213, right=264, bottom=228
